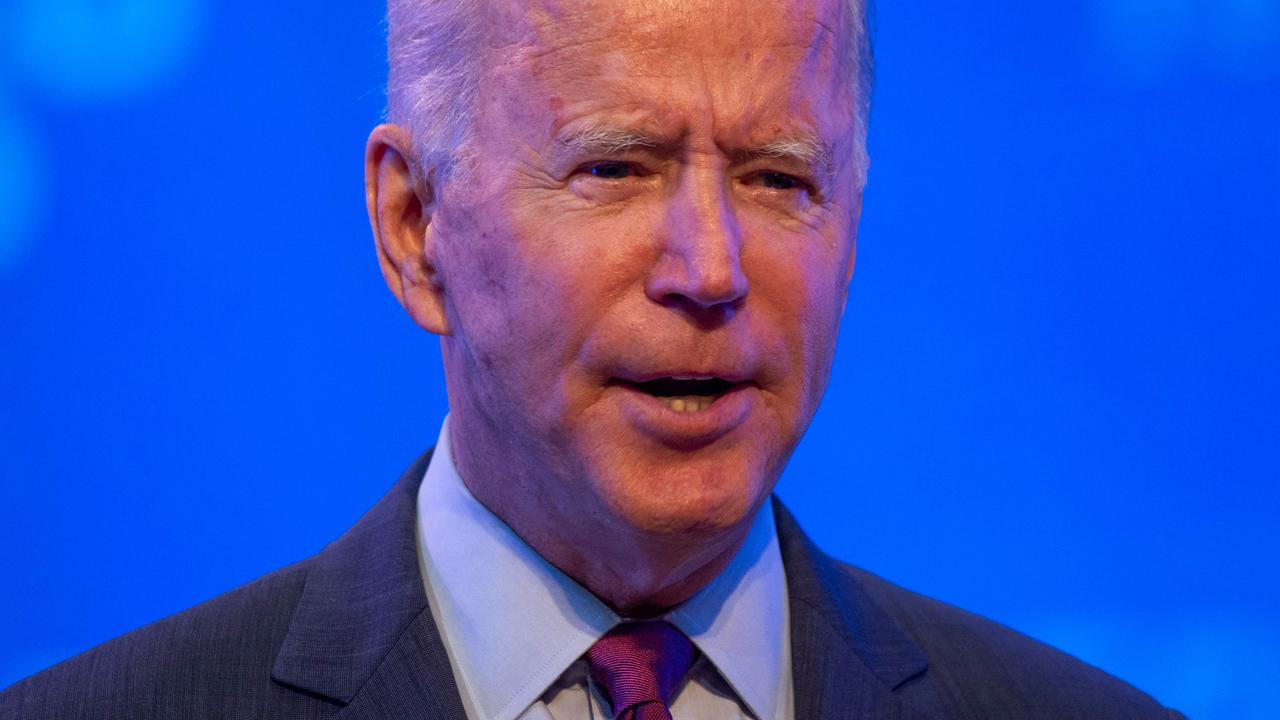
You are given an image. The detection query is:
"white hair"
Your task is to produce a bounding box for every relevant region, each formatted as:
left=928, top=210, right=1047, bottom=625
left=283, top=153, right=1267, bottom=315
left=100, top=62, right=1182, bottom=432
left=385, top=0, right=875, bottom=187
left=385, top=0, right=485, bottom=182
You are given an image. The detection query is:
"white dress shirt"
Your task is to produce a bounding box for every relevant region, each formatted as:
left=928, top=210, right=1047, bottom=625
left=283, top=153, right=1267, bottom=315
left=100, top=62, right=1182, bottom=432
left=415, top=418, right=794, bottom=720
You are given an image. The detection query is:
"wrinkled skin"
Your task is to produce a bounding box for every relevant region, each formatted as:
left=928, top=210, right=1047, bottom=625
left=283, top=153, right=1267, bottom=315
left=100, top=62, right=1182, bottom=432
left=368, top=0, right=862, bottom=613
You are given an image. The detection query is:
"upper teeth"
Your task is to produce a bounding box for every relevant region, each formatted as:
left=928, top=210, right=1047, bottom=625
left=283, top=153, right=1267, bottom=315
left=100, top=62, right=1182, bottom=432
left=663, top=396, right=713, bottom=413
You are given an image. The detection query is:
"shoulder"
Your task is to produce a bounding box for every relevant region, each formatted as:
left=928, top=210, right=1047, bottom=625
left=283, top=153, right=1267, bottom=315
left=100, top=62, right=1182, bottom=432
left=2, top=451, right=436, bottom=720
left=0, top=560, right=335, bottom=720
left=832, top=560, right=1183, bottom=719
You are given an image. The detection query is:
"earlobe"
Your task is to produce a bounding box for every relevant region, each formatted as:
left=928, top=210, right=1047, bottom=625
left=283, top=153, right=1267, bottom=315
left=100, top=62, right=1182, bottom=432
left=365, top=123, right=451, bottom=335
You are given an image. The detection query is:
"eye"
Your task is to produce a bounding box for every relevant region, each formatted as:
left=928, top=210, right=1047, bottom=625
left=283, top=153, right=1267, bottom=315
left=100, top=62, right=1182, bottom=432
left=582, top=161, right=636, bottom=180
left=757, top=171, right=805, bottom=191
left=566, top=159, right=656, bottom=202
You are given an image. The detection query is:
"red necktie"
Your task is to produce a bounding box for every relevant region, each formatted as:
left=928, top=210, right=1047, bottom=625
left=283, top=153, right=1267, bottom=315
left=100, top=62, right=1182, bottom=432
left=585, top=621, right=695, bottom=720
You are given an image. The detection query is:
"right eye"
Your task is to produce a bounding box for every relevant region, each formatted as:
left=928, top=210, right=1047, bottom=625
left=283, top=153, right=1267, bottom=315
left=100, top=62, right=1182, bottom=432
left=580, top=161, right=637, bottom=180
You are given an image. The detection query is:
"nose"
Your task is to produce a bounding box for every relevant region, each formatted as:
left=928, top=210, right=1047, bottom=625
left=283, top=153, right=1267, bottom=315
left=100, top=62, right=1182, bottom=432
left=645, top=170, right=749, bottom=320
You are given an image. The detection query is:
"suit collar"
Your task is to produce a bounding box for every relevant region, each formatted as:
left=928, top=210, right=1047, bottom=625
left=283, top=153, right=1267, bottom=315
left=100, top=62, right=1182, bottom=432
left=773, top=497, right=938, bottom=720
left=271, top=449, right=468, bottom=719
left=270, top=451, right=934, bottom=720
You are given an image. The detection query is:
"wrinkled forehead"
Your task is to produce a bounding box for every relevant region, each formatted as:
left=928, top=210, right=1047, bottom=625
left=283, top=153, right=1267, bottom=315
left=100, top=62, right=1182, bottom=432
left=485, top=0, right=850, bottom=48
left=477, top=0, right=857, bottom=142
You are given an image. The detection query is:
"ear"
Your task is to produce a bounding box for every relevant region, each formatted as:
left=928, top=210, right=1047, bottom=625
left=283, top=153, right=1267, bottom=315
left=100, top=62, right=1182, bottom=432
left=365, top=123, right=450, bottom=335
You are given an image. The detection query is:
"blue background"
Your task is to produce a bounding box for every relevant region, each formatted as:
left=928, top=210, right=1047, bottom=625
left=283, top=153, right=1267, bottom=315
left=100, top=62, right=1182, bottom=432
left=1, top=1, right=1277, bottom=716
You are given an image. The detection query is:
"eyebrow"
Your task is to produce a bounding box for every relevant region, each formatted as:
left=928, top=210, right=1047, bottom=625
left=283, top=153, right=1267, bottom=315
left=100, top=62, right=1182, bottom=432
left=555, top=126, right=665, bottom=155
left=740, top=134, right=837, bottom=187
left=555, top=123, right=837, bottom=189
left=752, top=135, right=832, bottom=170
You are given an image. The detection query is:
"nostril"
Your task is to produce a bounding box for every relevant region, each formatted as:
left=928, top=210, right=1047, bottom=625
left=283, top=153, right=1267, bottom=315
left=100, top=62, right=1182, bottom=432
left=687, top=264, right=748, bottom=309
left=657, top=293, right=742, bottom=326
left=645, top=235, right=749, bottom=313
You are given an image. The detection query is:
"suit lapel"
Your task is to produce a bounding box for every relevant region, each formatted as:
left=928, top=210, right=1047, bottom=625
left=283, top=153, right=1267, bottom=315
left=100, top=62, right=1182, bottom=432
left=332, top=608, right=469, bottom=720
left=269, top=455, right=940, bottom=720
left=271, top=450, right=468, bottom=720
left=775, top=498, right=941, bottom=720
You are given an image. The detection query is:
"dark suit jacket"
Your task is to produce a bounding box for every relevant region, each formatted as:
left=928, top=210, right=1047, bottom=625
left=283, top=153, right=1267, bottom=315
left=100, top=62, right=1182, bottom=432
left=2, top=451, right=1185, bottom=719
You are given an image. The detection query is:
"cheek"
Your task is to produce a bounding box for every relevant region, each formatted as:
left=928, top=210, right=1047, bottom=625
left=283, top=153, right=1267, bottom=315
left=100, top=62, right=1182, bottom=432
left=437, top=213, right=522, bottom=346
left=437, top=199, right=651, bottom=412
left=798, top=245, right=849, bottom=371
left=746, top=231, right=848, bottom=405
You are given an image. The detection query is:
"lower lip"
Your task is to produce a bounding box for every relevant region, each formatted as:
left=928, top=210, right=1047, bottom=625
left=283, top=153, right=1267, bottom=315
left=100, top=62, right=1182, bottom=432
left=609, top=382, right=756, bottom=450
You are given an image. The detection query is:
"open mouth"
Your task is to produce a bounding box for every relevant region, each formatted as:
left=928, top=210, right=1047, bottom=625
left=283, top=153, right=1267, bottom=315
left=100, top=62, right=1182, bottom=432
left=615, top=377, right=740, bottom=413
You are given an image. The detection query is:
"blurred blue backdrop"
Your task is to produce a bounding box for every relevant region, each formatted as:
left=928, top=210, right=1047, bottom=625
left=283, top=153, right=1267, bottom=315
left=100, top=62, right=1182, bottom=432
left=1, top=1, right=1277, bottom=716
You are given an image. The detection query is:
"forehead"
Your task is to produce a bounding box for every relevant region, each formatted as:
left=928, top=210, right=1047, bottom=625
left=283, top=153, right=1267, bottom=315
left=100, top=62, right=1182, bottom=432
left=488, top=0, right=847, bottom=48
left=478, top=0, right=856, bottom=147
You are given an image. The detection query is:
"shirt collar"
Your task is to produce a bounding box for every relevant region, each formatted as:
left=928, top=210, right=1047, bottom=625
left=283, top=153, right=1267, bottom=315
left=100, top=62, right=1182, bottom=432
left=416, top=417, right=790, bottom=720
left=669, top=493, right=791, bottom=720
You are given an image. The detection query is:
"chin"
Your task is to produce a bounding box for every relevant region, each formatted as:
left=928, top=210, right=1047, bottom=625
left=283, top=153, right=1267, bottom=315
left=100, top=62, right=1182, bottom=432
left=593, top=447, right=774, bottom=539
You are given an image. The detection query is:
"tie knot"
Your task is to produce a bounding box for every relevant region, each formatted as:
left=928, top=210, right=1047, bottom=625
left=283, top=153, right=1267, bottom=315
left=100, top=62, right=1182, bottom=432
left=586, top=621, right=695, bottom=720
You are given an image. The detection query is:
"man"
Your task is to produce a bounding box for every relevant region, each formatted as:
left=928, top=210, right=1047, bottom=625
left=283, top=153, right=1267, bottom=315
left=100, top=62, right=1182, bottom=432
left=2, top=0, right=1185, bottom=718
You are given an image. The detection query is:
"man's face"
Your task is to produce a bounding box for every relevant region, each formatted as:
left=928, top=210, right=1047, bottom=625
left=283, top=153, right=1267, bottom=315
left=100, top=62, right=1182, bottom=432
left=432, top=0, right=860, bottom=553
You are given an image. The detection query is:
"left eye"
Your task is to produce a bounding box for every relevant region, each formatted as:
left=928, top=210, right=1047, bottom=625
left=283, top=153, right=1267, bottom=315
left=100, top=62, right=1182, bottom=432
left=757, top=172, right=804, bottom=191
left=584, top=161, right=634, bottom=179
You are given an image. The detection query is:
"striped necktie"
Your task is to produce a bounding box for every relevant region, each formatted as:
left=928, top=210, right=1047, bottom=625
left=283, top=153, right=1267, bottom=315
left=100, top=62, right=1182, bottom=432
left=585, top=621, right=695, bottom=720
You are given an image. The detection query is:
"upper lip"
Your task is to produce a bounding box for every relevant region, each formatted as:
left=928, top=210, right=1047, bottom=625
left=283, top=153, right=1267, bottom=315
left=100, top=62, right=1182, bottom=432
left=610, top=369, right=754, bottom=384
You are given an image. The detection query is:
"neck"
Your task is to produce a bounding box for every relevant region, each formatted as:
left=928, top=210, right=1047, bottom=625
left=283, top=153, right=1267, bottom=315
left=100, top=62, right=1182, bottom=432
left=446, top=417, right=758, bottom=614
